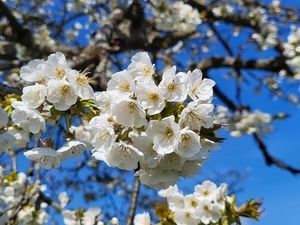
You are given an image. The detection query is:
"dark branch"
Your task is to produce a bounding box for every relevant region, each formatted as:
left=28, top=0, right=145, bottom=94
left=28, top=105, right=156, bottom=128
left=126, top=174, right=140, bottom=225
left=253, top=133, right=300, bottom=174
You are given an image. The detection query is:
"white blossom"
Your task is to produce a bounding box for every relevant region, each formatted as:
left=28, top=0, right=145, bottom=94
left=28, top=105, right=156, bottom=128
left=63, top=210, right=80, bottom=225
left=194, top=180, right=218, bottom=200
left=154, top=1, right=201, bottom=35
left=95, top=141, right=143, bottom=170
left=179, top=101, right=214, bottom=131
left=158, top=153, right=185, bottom=172
left=47, top=79, right=77, bottom=111
left=176, top=128, right=201, bottom=159
left=127, top=52, right=155, bottom=82
left=58, top=192, right=69, bottom=208
left=82, top=208, right=102, bottom=225
left=187, top=69, right=215, bottom=102
left=134, top=212, right=151, bottom=225
left=11, top=101, right=45, bottom=134
left=136, top=168, right=179, bottom=189
left=69, top=124, right=92, bottom=145
left=20, top=59, right=46, bottom=82
left=195, top=199, right=223, bottom=224
left=57, top=140, right=87, bottom=161
left=158, top=66, right=187, bottom=102
left=136, top=82, right=165, bottom=115
left=146, top=115, right=180, bottom=155
left=111, top=98, right=147, bottom=127
left=44, top=52, right=69, bottom=80
left=131, top=132, right=159, bottom=168
left=107, top=70, right=135, bottom=97
left=88, top=115, right=116, bottom=151
left=94, top=91, right=113, bottom=114
left=67, top=69, right=94, bottom=100
left=174, top=208, right=199, bottom=225
left=24, top=147, right=60, bottom=169
left=21, top=83, right=47, bottom=108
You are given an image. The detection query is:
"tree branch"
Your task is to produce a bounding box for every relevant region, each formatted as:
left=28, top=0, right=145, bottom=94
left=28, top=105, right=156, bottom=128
left=126, top=174, right=140, bottom=225
left=253, top=133, right=300, bottom=174
left=199, top=56, right=292, bottom=74
left=0, top=82, right=22, bottom=96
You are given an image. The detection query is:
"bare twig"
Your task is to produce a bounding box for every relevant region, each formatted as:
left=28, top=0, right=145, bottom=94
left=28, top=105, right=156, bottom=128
left=0, top=82, right=22, bottom=96
left=126, top=174, right=141, bottom=225
left=253, top=133, right=300, bottom=174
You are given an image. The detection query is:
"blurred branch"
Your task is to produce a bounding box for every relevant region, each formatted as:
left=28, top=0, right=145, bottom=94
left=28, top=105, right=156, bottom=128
left=0, top=82, right=22, bottom=96
left=126, top=173, right=140, bottom=225
left=0, top=0, right=35, bottom=49
left=200, top=56, right=292, bottom=74
left=253, top=133, right=300, bottom=174
left=38, top=192, right=62, bottom=212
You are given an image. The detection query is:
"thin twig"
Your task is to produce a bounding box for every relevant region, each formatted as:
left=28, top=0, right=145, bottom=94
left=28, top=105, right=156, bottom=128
left=253, top=133, right=300, bottom=174
left=126, top=173, right=140, bottom=225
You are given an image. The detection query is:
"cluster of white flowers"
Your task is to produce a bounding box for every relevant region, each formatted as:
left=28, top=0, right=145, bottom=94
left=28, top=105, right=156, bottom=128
left=19, top=52, right=94, bottom=111
left=1, top=52, right=97, bottom=168
left=5, top=51, right=219, bottom=188
left=151, top=1, right=201, bottom=35
left=0, top=107, right=30, bottom=154
left=212, top=4, right=234, bottom=17
left=252, top=23, right=278, bottom=50
left=85, top=51, right=217, bottom=188
left=283, top=27, right=300, bottom=79
left=0, top=170, right=49, bottom=224
left=62, top=208, right=104, bottom=225
left=216, top=106, right=272, bottom=137
left=158, top=180, right=229, bottom=225
left=58, top=191, right=104, bottom=225
left=132, top=180, right=229, bottom=225
left=24, top=140, right=87, bottom=169
left=4, top=52, right=94, bottom=159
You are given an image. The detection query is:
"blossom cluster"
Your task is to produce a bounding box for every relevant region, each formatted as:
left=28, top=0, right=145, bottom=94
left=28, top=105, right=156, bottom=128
left=283, top=26, right=300, bottom=79
left=86, top=51, right=217, bottom=188
left=0, top=107, right=30, bottom=154
left=62, top=208, right=104, bottom=225
left=3, top=52, right=95, bottom=168
left=158, top=180, right=229, bottom=225
left=151, top=1, right=201, bottom=35
left=132, top=180, right=229, bottom=225
left=3, top=51, right=219, bottom=189
left=216, top=107, right=272, bottom=137
left=19, top=52, right=94, bottom=112
left=0, top=169, right=49, bottom=224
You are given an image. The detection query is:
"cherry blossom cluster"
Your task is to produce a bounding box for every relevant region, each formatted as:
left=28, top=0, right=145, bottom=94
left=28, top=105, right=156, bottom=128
left=283, top=26, right=300, bottom=79
left=216, top=107, right=272, bottom=137
left=3, top=51, right=219, bottom=189
left=19, top=52, right=94, bottom=111
left=0, top=168, right=49, bottom=224
left=157, top=181, right=229, bottom=225
left=0, top=107, right=30, bottom=154
left=4, top=52, right=95, bottom=168
left=87, top=51, right=217, bottom=188
left=151, top=1, right=201, bottom=35
left=62, top=208, right=104, bottom=225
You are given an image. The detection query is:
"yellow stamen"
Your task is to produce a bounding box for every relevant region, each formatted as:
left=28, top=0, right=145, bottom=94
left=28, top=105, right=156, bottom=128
left=54, top=67, right=65, bottom=79
left=61, top=85, right=71, bottom=96
left=149, top=92, right=159, bottom=103
left=76, top=74, right=88, bottom=86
